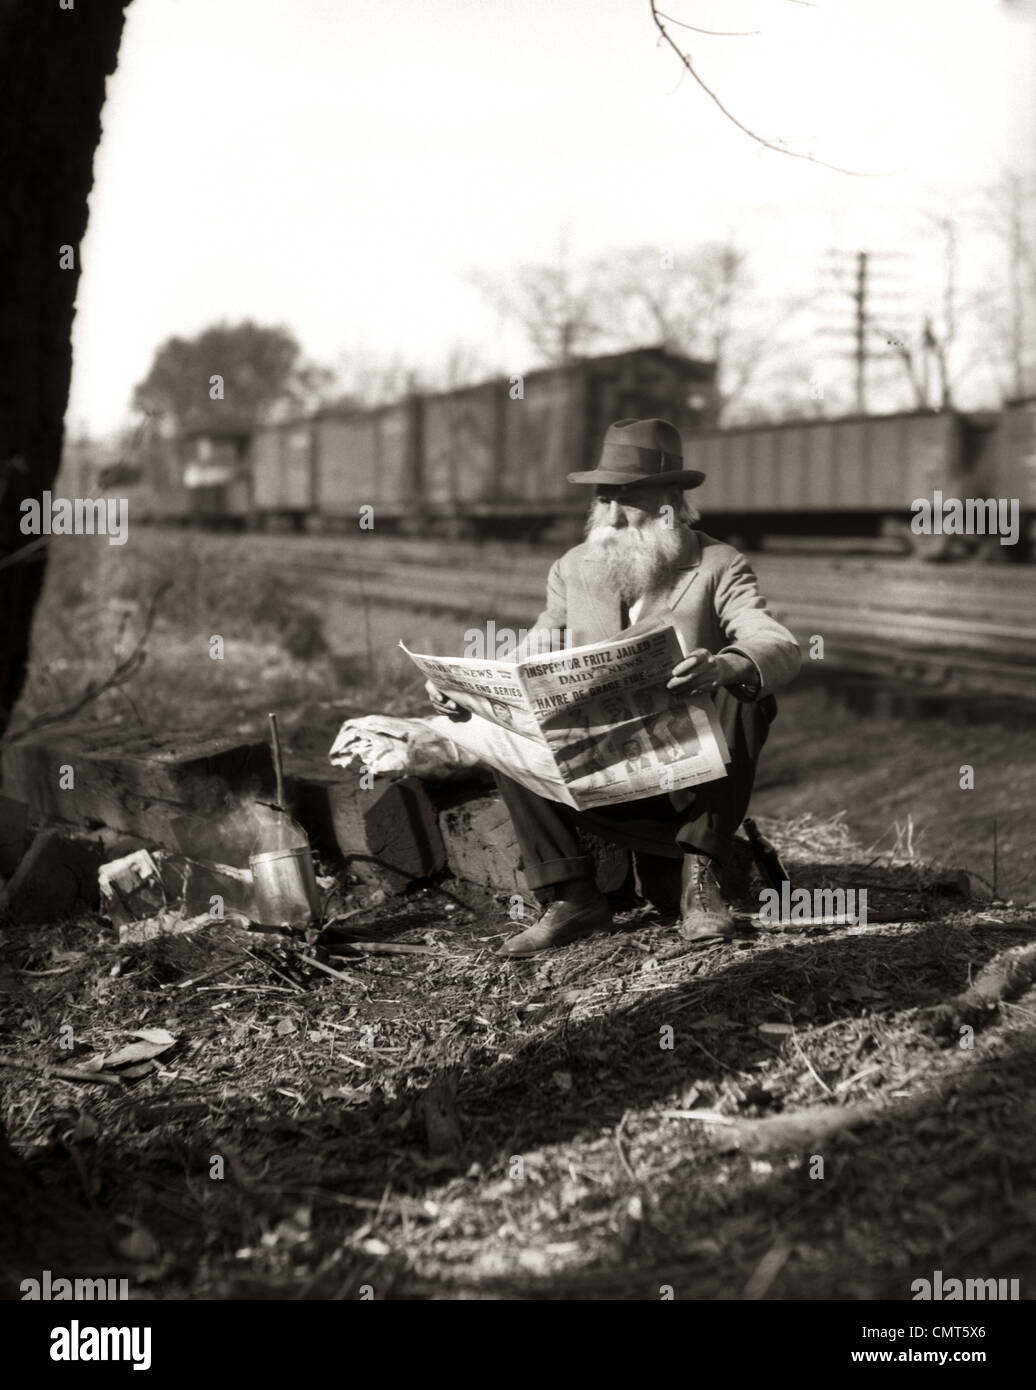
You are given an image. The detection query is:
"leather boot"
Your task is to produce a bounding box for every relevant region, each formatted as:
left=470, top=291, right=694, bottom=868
left=497, top=881, right=612, bottom=957
left=677, top=852, right=735, bottom=944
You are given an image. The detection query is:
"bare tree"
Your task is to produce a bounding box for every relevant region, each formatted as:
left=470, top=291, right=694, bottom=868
left=598, top=242, right=813, bottom=421
left=469, top=245, right=603, bottom=366
left=868, top=219, right=961, bottom=410
left=977, top=169, right=1036, bottom=398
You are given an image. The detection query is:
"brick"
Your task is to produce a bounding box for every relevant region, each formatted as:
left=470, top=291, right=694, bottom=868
left=0, top=830, right=103, bottom=924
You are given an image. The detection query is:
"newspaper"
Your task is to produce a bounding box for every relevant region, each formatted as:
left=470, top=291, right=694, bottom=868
left=400, top=620, right=729, bottom=810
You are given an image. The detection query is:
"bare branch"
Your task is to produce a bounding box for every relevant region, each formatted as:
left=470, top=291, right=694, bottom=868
left=2, top=580, right=172, bottom=745
left=655, top=9, right=758, bottom=36
left=0, top=535, right=48, bottom=574
left=648, top=1, right=875, bottom=177
left=868, top=321, right=927, bottom=407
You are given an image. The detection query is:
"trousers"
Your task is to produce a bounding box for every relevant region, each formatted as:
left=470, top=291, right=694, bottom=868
left=493, top=688, right=777, bottom=903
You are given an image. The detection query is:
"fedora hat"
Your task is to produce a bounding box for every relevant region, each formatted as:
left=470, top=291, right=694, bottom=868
left=566, top=417, right=705, bottom=489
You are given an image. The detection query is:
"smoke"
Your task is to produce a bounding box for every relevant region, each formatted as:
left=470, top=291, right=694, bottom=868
left=247, top=801, right=311, bottom=855
left=171, top=793, right=310, bottom=867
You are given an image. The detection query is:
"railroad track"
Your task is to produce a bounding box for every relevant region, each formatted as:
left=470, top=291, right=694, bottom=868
left=160, top=529, right=1036, bottom=702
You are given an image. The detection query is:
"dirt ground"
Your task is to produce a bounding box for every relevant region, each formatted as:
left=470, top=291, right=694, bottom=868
left=753, top=678, right=1036, bottom=907
left=2, top=816, right=1035, bottom=1301
left=4, top=529, right=1035, bottom=1300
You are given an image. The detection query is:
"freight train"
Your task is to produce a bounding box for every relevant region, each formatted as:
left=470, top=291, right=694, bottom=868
left=134, top=347, right=716, bottom=542
left=685, top=400, right=1036, bottom=560
left=65, top=350, right=1036, bottom=559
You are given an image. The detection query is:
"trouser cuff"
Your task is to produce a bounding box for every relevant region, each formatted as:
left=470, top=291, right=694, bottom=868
left=522, top=854, right=595, bottom=892
left=676, top=825, right=730, bottom=866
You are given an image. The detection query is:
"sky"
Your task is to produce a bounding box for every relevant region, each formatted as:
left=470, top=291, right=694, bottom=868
left=67, top=0, right=1036, bottom=436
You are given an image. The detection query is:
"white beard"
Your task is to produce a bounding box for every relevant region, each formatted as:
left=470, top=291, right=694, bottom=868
left=583, top=504, right=686, bottom=604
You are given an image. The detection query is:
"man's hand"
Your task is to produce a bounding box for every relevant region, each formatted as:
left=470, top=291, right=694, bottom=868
left=667, top=649, right=755, bottom=695
left=425, top=679, right=464, bottom=716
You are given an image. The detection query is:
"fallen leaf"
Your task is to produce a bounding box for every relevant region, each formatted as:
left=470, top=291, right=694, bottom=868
left=262, top=1205, right=311, bottom=1248
left=69, top=1111, right=100, bottom=1141
left=275, top=1017, right=298, bottom=1037
left=758, top=1022, right=796, bottom=1036
left=121, top=1061, right=159, bottom=1079
left=116, top=1226, right=160, bottom=1262
left=689, top=1013, right=738, bottom=1031
left=129, top=1028, right=176, bottom=1046
left=103, top=1033, right=177, bottom=1068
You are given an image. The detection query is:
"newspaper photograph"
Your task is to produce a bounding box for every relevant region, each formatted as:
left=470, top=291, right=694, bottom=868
left=400, top=621, right=730, bottom=810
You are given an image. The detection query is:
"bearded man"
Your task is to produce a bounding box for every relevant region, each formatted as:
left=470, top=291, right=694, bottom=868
left=429, top=417, right=802, bottom=956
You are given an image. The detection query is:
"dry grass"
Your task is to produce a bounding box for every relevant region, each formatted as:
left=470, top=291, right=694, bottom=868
left=3, top=820, right=1035, bottom=1300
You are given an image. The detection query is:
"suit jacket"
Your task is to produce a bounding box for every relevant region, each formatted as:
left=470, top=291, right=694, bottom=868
left=518, top=526, right=802, bottom=700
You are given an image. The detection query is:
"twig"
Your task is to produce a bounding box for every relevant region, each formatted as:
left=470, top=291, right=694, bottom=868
left=614, top=1111, right=638, bottom=1182
left=834, top=1063, right=882, bottom=1095
left=165, top=959, right=242, bottom=992
left=655, top=8, right=758, bottom=36
left=2, top=579, right=172, bottom=746
left=0, top=535, right=49, bottom=573
left=794, top=1037, right=833, bottom=1095
left=298, top=954, right=365, bottom=987
left=743, top=1240, right=793, bottom=1300
left=685, top=1031, right=745, bottom=1076
left=329, top=940, right=443, bottom=957
left=0, top=1054, right=122, bottom=1088
left=648, top=1, right=874, bottom=176
left=660, top=1108, right=737, bottom=1125
left=196, top=984, right=299, bottom=996
left=239, top=946, right=305, bottom=992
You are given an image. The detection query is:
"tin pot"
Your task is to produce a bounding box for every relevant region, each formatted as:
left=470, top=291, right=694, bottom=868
left=249, top=845, right=321, bottom=927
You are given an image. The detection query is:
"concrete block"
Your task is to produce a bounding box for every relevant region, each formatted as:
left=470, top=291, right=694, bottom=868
left=0, top=830, right=103, bottom=924
left=439, top=794, right=532, bottom=899
left=437, top=792, right=628, bottom=900
left=1, top=725, right=274, bottom=855
left=0, top=793, right=29, bottom=877
left=301, top=774, right=446, bottom=893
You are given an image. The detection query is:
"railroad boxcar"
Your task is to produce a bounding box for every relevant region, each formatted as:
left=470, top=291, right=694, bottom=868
left=421, top=380, right=504, bottom=536
left=139, top=434, right=190, bottom=525
left=418, top=347, right=716, bottom=540
left=684, top=409, right=992, bottom=556
left=312, top=399, right=421, bottom=532
left=181, top=430, right=251, bottom=529
left=985, top=397, right=1036, bottom=556
left=251, top=420, right=316, bottom=529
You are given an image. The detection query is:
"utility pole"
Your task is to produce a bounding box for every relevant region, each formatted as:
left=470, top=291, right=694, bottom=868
left=854, top=251, right=868, bottom=412
left=817, top=249, right=913, bottom=413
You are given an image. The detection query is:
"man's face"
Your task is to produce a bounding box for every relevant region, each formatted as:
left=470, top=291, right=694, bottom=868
left=591, top=483, right=670, bottom=529
left=583, top=483, right=685, bottom=601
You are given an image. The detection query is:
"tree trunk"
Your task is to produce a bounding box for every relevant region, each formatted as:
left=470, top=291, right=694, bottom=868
left=0, top=0, right=130, bottom=1270
left=0, top=0, right=131, bottom=735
